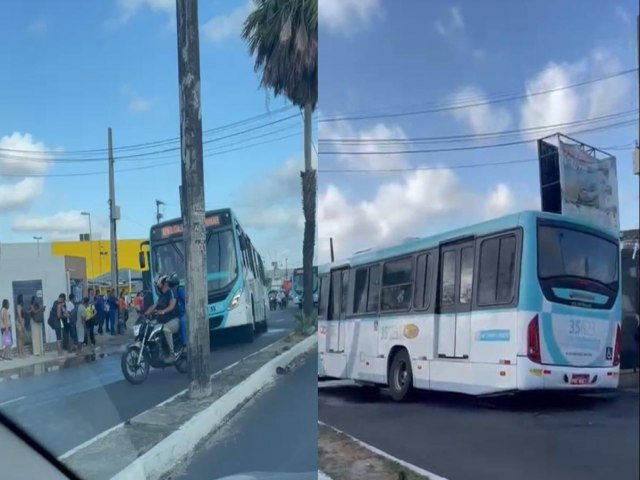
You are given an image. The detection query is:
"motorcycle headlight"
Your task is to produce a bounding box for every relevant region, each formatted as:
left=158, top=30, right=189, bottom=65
left=228, top=290, right=242, bottom=310
left=133, top=324, right=141, bottom=337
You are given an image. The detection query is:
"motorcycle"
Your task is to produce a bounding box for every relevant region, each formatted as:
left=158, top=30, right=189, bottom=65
left=269, top=295, right=278, bottom=311
left=121, top=314, right=188, bottom=384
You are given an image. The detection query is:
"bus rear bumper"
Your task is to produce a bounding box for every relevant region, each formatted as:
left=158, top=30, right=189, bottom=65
left=517, top=356, right=620, bottom=391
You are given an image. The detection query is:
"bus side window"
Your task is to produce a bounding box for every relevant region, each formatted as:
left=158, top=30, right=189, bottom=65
left=353, top=268, right=369, bottom=314
left=330, top=271, right=342, bottom=320
left=366, top=264, right=381, bottom=313
left=319, top=275, right=330, bottom=318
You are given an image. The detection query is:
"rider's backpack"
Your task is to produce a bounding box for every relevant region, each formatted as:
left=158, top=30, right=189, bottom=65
left=174, top=285, right=186, bottom=317
left=47, top=302, right=57, bottom=329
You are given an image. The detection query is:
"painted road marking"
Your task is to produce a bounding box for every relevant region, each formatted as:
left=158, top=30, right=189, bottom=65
left=319, top=421, right=449, bottom=480
left=0, top=395, right=26, bottom=407
left=59, top=333, right=291, bottom=460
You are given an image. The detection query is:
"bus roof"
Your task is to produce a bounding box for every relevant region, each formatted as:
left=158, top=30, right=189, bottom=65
left=319, top=210, right=619, bottom=273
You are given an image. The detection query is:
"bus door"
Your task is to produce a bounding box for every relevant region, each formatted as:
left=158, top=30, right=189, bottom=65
left=327, top=268, right=348, bottom=354
left=437, top=240, right=475, bottom=359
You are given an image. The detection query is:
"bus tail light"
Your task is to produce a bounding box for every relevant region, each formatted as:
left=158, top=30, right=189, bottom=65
left=613, top=324, right=621, bottom=367
left=527, top=314, right=541, bottom=364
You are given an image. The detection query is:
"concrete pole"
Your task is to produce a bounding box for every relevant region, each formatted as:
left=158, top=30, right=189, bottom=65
left=176, top=0, right=211, bottom=399
left=108, top=128, right=119, bottom=297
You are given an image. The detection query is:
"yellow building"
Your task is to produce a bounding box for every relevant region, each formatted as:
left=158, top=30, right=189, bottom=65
left=51, top=239, right=146, bottom=281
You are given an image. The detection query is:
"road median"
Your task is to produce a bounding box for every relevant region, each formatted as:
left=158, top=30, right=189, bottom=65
left=318, top=422, right=446, bottom=480
left=60, top=332, right=316, bottom=480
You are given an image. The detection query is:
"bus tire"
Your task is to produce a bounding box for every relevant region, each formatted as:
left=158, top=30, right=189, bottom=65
left=388, top=349, right=413, bottom=402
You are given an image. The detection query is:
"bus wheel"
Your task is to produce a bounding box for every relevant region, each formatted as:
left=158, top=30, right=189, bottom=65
left=388, top=349, right=413, bottom=402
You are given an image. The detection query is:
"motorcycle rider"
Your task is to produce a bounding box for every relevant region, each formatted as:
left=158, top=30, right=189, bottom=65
left=144, top=274, right=180, bottom=363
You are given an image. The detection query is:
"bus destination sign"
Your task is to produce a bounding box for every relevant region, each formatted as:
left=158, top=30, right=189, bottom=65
left=157, top=214, right=224, bottom=239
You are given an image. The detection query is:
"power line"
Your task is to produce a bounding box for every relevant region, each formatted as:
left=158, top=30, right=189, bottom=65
left=319, top=68, right=638, bottom=123
left=319, top=109, right=638, bottom=145
left=2, top=129, right=303, bottom=178
left=0, top=114, right=301, bottom=163
left=318, top=147, right=635, bottom=174
left=319, top=119, right=637, bottom=156
left=0, top=106, right=296, bottom=155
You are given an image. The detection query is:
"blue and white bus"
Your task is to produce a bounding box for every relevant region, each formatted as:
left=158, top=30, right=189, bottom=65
left=143, top=208, right=269, bottom=342
left=318, top=210, right=622, bottom=400
left=292, top=266, right=319, bottom=309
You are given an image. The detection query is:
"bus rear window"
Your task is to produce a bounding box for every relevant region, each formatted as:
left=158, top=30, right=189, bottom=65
left=537, top=225, right=618, bottom=290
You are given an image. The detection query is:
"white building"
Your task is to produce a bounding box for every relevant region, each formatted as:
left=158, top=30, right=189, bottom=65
left=0, top=242, right=87, bottom=345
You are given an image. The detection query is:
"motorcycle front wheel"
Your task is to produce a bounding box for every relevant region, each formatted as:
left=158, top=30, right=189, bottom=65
left=121, top=345, right=150, bottom=384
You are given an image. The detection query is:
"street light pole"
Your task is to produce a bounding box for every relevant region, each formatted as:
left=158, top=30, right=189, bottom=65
left=33, top=236, right=42, bottom=257
left=176, top=0, right=211, bottom=399
left=81, top=212, right=95, bottom=289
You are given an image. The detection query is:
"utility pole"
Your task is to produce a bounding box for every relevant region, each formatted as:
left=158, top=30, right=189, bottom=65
left=176, top=0, right=211, bottom=399
left=156, top=199, right=165, bottom=224
left=33, top=236, right=42, bottom=257
left=108, top=127, right=120, bottom=297
left=329, top=237, right=335, bottom=262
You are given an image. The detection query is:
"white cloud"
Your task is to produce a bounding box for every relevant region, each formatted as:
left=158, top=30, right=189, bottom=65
left=450, top=86, right=511, bottom=134
left=11, top=210, right=91, bottom=237
left=435, top=6, right=465, bottom=38
left=0, top=178, right=44, bottom=213
left=318, top=170, right=536, bottom=263
left=0, top=132, right=54, bottom=177
left=519, top=49, right=631, bottom=136
left=128, top=97, right=153, bottom=113
left=201, top=1, right=254, bottom=44
left=320, top=0, right=381, bottom=35
left=614, top=6, right=631, bottom=25
left=234, top=154, right=319, bottom=266
left=115, top=0, right=174, bottom=24
left=319, top=120, right=409, bottom=171
left=27, top=18, right=48, bottom=35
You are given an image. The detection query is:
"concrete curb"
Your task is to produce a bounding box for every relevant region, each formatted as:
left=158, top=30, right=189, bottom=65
left=319, top=421, right=448, bottom=480
left=111, top=334, right=317, bottom=480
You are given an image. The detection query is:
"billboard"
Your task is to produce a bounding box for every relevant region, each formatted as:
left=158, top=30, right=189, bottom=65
left=538, top=134, right=620, bottom=234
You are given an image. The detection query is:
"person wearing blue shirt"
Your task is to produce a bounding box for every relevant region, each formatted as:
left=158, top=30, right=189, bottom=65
left=107, top=290, right=119, bottom=337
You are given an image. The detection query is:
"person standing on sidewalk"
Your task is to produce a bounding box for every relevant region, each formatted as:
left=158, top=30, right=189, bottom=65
left=107, top=289, right=118, bottom=336
left=28, top=297, right=45, bottom=356
left=1, top=299, right=13, bottom=360
left=65, top=294, right=77, bottom=353
left=81, top=297, right=96, bottom=348
left=94, top=291, right=105, bottom=335
left=14, top=295, right=26, bottom=358
left=52, top=294, right=68, bottom=357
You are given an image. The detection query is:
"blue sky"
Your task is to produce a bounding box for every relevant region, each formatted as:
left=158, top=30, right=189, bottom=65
left=317, top=0, right=639, bottom=262
left=0, top=0, right=312, bottom=268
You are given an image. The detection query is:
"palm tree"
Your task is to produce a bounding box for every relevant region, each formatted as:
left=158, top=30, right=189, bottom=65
left=242, top=0, right=318, bottom=322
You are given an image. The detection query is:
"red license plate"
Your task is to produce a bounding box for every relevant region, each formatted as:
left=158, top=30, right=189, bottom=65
left=570, top=374, right=590, bottom=385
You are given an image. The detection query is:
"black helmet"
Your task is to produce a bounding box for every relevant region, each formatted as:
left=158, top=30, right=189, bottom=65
left=167, top=272, right=180, bottom=288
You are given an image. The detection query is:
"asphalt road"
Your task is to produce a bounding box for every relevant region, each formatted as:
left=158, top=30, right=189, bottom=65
left=172, top=350, right=318, bottom=480
left=319, top=384, right=640, bottom=480
left=0, top=308, right=295, bottom=458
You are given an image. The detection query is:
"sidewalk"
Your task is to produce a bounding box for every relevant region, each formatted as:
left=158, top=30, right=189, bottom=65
left=0, top=327, right=132, bottom=380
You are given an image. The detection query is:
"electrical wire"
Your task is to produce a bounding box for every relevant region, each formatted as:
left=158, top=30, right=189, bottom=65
left=319, top=68, right=638, bottom=123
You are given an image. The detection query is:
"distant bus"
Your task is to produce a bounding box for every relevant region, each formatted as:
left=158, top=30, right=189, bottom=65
left=142, top=208, right=269, bottom=342
left=318, top=210, right=622, bottom=400
left=292, top=266, right=319, bottom=309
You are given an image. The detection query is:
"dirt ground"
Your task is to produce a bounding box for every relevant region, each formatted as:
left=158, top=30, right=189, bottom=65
left=318, top=424, right=430, bottom=480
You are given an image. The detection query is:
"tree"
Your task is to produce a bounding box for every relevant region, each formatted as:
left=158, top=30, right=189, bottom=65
left=242, top=0, right=318, bottom=322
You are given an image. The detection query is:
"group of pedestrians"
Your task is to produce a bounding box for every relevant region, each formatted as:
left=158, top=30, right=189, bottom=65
left=1, top=295, right=46, bottom=361
left=0, top=287, right=133, bottom=360
left=48, top=288, right=131, bottom=357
